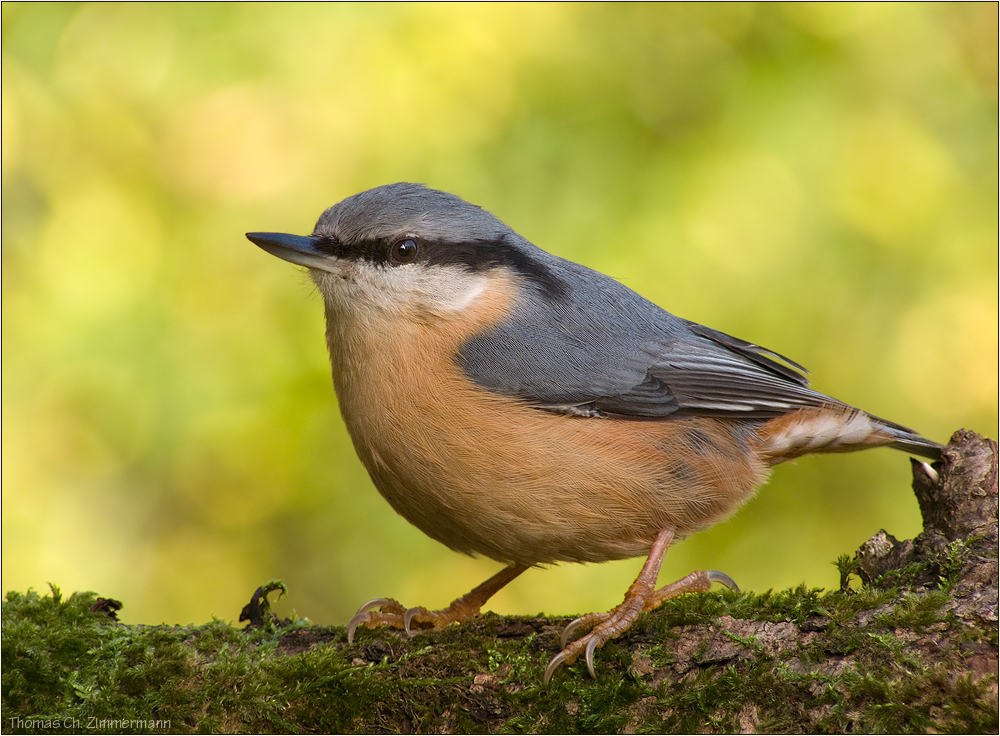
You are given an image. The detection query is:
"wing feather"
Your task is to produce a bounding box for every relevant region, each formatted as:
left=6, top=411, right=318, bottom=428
left=458, top=256, right=836, bottom=421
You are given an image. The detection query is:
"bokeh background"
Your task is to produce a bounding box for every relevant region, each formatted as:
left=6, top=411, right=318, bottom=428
left=3, top=3, right=997, bottom=627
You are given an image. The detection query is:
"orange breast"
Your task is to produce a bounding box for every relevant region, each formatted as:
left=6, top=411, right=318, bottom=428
left=324, top=274, right=770, bottom=565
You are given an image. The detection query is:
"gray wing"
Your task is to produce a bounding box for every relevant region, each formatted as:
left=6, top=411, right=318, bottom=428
left=457, top=260, right=836, bottom=420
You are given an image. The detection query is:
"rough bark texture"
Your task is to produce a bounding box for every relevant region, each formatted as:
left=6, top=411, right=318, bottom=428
left=3, top=431, right=997, bottom=734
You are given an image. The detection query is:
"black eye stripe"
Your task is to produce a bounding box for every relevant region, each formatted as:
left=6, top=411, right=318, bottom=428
left=316, top=234, right=565, bottom=297
left=421, top=235, right=567, bottom=298
left=311, top=234, right=344, bottom=256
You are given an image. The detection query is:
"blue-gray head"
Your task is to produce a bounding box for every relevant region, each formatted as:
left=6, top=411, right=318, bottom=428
left=247, top=183, right=566, bottom=323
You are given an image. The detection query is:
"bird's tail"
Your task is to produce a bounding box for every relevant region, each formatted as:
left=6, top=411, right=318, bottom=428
left=759, top=404, right=943, bottom=463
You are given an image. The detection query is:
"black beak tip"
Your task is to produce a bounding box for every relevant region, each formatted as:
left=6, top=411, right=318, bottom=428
left=246, top=231, right=317, bottom=251
left=246, top=231, right=329, bottom=269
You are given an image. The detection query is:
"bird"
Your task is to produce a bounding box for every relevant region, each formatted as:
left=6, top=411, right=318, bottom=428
left=246, top=182, right=942, bottom=683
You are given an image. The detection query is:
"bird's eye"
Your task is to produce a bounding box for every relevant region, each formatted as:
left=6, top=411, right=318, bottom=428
left=390, top=238, right=419, bottom=265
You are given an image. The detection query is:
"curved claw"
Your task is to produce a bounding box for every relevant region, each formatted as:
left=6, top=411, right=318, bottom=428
left=584, top=637, right=600, bottom=679
left=347, top=612, right=367, bottom=644
left=354, top=597, right=399, bottom=615
left=347, top=598, right=404, bottom=644
left=543, top=650, right=569, bottom=685
left=560, top=616, right=586, bottom=649
left=403, top=606, right=426, bottom=636
left=560, top=611, right=610, bottom=648
left=706, top=570, right=740, bottom=592
left=920, top=461, right=939, bottom=483
left=548, top=622, right=612, bottom=683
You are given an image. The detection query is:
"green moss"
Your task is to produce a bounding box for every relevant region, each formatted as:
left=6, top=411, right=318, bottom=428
left=3, top=581, right=996, bottom=734
left=874, top=589, right=952, bottom=630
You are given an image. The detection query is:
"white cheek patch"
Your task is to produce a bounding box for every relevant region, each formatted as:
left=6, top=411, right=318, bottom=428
left=437, top=274, right=488, bottom=313
left=318, top=260, right=491, bottom=320
left=766, top=410, right=876, bottom=455
left=417, top=270, right=494, bottom=321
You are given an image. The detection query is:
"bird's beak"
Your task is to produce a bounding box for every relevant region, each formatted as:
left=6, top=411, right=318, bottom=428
left=246, top=232, right=338, bottom=272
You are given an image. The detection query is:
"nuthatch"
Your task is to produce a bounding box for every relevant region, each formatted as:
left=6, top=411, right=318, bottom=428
left=247, top=183, right=942, bottom=683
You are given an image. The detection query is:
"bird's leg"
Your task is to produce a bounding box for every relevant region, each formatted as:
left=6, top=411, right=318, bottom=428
left=544, top=529, right=738, bottom=684
left=348, top=563, right=529, bottom=642
left=543, top=529, right=674, bottom=683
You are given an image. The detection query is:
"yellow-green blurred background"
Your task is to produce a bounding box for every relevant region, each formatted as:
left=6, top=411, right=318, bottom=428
left=3, top=3, right=997, bottom=627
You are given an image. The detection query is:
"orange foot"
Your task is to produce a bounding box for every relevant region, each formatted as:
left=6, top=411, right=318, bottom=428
left=544, top=529, right=739, bottom=684
left=347, top=563, right=528, bottom=642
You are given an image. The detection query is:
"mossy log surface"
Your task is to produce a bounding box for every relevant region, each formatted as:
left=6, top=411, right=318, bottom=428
left=3, top=430, right=997, bottom=734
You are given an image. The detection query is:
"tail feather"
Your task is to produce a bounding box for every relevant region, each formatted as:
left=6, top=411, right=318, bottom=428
left=872, top=417, right=944, bottom=461
left=759, top=404, right=943, bottom=463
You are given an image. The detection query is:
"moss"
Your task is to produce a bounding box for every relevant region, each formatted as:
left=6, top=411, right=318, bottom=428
left=3, top=578, right=996, bottom=734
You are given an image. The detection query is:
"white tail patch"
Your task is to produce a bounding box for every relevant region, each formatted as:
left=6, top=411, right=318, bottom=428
left=763, top=409, right=877, bottom=459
